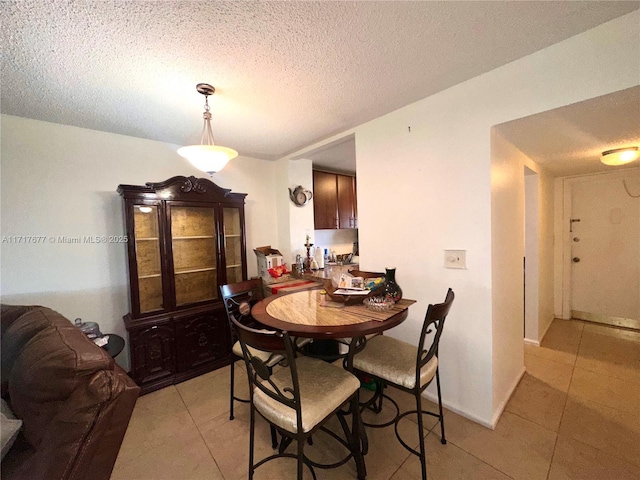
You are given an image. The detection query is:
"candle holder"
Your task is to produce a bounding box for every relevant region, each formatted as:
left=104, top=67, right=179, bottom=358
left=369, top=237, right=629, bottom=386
left=304, top=243, right=314, bottom=273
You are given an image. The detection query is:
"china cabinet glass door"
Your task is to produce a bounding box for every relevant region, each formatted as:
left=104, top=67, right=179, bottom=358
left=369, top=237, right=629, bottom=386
left=223, top=207, right=243, bottom=284
left=170, top=205, right=218, bottom=306
left=133, top=205, right=164, bottom=314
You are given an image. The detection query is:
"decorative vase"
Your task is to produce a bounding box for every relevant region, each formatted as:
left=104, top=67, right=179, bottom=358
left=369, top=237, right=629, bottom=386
left=383, top=267, right=403, bottom=302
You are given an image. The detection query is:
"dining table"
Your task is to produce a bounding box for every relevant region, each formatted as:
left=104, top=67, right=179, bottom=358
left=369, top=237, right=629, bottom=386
left=250, top=287, right=416, bottom=340
left=250, top=286, right=417, bottom=460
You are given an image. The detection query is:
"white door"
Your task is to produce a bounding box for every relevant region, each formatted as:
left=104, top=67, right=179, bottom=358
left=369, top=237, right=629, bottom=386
left=568, top=170, right=639, bottom=327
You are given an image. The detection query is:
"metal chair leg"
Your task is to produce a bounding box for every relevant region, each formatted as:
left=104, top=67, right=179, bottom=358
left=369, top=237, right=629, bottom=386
left=297, top=435, right=305, bottom=480
left=415, top=392, right=428, bottom=480
left=248, top=404, right=255, bottom=480
left=270, top=426, right=278, bottom=449
left=351, top=395, right=367, bottom=480
left=229, top=360, right=235, bottom=420
left=436, top=368, right=446, bottom=444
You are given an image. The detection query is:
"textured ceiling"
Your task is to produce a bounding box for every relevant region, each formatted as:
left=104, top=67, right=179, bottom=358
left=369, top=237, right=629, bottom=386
left=2, top=1, right=638, bottom=161
left=496, top=86, right=640, bottom=177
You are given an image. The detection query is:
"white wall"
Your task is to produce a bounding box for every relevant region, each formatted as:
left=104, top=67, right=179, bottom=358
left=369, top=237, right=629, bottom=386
left=0, top=115, right=279, bottom=370
left=491, top=130, right=526, bottom=423
left=537, top=169, right=556, bottom=338
left=525, top=171, right=540, bottom=341
left=281, top=10, right=640, bottom=426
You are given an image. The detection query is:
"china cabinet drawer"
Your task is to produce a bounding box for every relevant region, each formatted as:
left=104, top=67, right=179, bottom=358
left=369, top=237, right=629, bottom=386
left=129, top=322, right=176, bottom=389
left=174, top=309, right=230, bottom=372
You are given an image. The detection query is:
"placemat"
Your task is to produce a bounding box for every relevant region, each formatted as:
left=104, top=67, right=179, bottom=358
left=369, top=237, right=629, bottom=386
left=343, top=298, right=416, bottom=322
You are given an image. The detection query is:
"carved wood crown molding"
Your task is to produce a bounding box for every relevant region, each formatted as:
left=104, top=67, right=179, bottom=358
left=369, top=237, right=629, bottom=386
left=145, top=176, right=232, bottom=197
left=117, top=175, right=246, bottom=203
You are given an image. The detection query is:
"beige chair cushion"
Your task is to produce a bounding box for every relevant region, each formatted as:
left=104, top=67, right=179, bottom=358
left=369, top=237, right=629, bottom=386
left=232, top=341, right=283, bottom=368
left=253, top=356, right=360, bottom=434
left=352, top=335, right=438, bottom=390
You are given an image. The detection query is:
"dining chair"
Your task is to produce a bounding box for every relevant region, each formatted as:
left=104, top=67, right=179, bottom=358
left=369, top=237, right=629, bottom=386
left=221, top=279, right=277, bottom=419
left=350, top=288, right=455, bottom=480
left=231, top=315, right=366, bottom=480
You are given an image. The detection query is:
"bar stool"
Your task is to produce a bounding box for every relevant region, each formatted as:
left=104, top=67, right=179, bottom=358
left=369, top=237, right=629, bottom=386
left=351, top=288, right=455, bottom=480
left=232, top=316, right=366, bottom=480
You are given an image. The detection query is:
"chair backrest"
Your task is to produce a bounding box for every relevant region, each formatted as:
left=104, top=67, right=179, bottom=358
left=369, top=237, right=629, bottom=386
left=417, top=289, right=455, bottom=374
left=220, top=279, right=264, bottom=341
left=231, top=316, right=302, bottom=429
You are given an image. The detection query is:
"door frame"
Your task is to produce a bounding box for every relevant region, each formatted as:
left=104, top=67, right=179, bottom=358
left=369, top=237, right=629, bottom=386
left=524, top=167, right=540, bottom=343
left=560, top=169, right=640, bottom=322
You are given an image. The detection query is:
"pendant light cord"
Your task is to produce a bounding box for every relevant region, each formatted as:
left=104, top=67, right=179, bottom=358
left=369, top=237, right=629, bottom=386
left=199, top=95, right=216, bottom=146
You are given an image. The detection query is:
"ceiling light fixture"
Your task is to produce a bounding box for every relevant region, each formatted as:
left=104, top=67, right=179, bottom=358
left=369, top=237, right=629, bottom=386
left=600, top=146, right=639, bottom=166
left=177, top=83, right=238, bottom=175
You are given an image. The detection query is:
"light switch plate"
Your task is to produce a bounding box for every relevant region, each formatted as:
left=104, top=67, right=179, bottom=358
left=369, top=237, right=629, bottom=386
left=444, top=250, right=466, bottom=269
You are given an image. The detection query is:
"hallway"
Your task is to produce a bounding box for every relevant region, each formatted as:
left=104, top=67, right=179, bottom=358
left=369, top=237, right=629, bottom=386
left=506, top=318, right=640, bottom=478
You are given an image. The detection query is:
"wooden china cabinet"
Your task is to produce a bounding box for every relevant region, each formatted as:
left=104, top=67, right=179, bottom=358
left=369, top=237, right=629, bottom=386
left=117, top=176, right=248, bottom=394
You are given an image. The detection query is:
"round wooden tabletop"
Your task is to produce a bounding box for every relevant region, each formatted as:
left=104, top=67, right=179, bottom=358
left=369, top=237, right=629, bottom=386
left=251, top=288, right=410, bottom=339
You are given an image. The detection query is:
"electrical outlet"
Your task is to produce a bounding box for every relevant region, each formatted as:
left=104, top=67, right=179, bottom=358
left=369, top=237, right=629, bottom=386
left=444, top=250, right=466, bottom=269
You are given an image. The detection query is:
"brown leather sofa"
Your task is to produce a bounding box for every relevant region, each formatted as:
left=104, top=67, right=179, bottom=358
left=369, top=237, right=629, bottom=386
left=1, top=305, right=140, bottom=480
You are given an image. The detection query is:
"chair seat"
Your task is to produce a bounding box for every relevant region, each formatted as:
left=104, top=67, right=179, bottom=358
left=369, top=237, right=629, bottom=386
left=253, top=356, right=360, bottom=434
left=232, top=341, right=283, bottom=367
left=352, top=335, right=438, bottom=389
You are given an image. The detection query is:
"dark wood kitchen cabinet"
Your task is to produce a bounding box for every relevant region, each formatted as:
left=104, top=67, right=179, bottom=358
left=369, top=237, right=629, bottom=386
left=313, top=170, right=357, bottom=229
left=117, top=176, right=247, bottom=394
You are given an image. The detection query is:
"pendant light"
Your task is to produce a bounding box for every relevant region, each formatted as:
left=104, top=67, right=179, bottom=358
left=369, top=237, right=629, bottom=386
left=177, top=83, right=238, bottom=175
left=600, top=147, right=639, bottom=166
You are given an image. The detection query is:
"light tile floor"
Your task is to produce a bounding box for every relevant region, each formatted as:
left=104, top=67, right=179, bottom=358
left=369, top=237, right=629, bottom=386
left=112, top=319, right=640, bottom=479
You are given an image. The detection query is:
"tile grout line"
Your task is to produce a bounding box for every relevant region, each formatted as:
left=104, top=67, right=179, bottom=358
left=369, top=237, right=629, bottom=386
left=424, top=429, right=516, bottom=480
left=544, top=320, right=585, bottom=480
left=175, top=385, right=228, bottom=478
left=562, top=327, right=640, bottom=423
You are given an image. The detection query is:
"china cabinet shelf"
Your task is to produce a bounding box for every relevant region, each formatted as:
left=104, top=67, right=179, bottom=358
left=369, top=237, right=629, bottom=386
left=174, top=267, right=217, bottom=275
left=173, top=235, right=216, bottom=240
left=118, top=176, right=248, bottom=394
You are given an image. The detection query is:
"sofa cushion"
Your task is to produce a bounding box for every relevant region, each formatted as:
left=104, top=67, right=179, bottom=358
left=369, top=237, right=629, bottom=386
left=5, top=307, right=113, bottom=448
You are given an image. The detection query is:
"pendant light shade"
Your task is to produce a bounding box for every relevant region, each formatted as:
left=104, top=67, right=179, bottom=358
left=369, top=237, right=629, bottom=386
left=600, top=147, right=639, bottom=166
left=178, top=83, right=238, bottom=175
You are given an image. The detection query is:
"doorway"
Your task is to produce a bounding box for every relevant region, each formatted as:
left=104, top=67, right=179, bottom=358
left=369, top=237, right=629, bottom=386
left=561, top=169, right=640, bottom=329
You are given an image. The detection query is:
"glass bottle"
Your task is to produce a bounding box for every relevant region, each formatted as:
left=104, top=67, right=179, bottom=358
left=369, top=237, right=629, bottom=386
left=383, top=267, right=403, bottom=302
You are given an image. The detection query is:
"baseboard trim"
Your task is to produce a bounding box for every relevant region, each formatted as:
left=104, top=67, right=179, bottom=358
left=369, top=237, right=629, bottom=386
left=489, top=366, right=526, bottom=429
left=523, top=338, right=540, bottom=346
left=572, top=310, right=640, bottom=331
left=421, top=391, right=494, bottom=429
left=538, top=314, right=555, bottom=343
left=418, top=366, right=527, bottom=431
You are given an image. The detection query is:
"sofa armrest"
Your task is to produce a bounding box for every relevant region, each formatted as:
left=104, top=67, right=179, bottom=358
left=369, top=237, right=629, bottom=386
left=8, top=368, right=140, bottom=480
